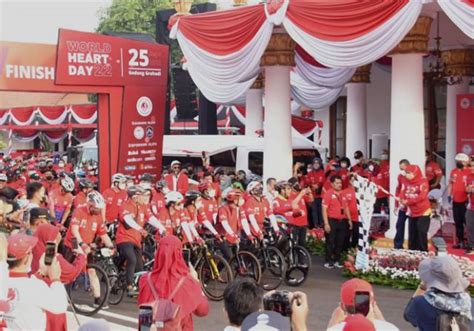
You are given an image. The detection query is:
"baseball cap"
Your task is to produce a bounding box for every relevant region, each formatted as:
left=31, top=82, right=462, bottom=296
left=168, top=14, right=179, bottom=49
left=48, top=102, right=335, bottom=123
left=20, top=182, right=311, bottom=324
left=29, top=173, right=41, bottom=180
left=29, top=208, right=53, bottom=221
left=342, top=314, right=375, bottom=331
left=170, top=160, right=181, bottom=167
left=340, top=278, right=372, bottom=307
left=455, top=153, right=469, bottom=162
left=241, top=311, right=290, bottom=331
left=7, top=233, right=38, bottom=261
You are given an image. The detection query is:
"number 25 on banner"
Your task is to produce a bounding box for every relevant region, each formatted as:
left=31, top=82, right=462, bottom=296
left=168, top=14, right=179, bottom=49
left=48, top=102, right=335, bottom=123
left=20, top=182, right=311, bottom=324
left=129, top=49, right=149, bottom=67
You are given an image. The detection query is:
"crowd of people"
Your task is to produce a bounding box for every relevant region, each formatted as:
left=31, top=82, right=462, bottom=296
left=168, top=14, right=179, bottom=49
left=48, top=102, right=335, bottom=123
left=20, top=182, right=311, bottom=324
left=0, top=149, right=472, bottom=330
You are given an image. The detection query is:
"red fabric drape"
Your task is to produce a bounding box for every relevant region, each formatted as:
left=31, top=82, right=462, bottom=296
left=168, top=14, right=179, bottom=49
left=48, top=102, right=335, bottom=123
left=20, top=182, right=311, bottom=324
left=11, top=107, right=35, bottom=122
left=177, top=5, right=267, bottom=55
left=43, top=131, right=67, bottom=139
left=286, top=0, right=409, bottom=42
left=71, top=104, right=96, bottom=120
left=39, top=106, right=66, bottom=120
left=377, top=56, right=392, bottom=66
left=14, top=129, right=38, bottom=137
left=295, top=44, right=327, bottom=68
left=75, top=128, right=95, bottom=139
left=463, top=0, right=474, bottom=6
left=291, top=116, right=318, bottom=136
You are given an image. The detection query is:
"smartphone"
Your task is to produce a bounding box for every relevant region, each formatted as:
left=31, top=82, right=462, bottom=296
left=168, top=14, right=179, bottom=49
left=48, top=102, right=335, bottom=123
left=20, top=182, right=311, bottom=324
left=354, top=291, right=371, bottom=317
left=44, top=241, right=56, bottom=266
left=71, top=238, right=78, bottom=250
left=182, top=248, right=191, bottom=265
left=263, top=290, right=292, bottom=317
left=138, top=306, right=153, bottom=331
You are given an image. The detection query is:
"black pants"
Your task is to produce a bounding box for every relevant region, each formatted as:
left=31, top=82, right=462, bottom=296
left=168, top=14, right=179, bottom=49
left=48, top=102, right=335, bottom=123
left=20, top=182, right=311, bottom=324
left=325, top=218, right=349, bottom=264
left=374, top=197, right=389, bottom=214
left=408, top=215, right=430, bottom=251
left=312, top=198, right=323, bottom=228
left=117, top=242, right=143, bottom=286
left=394, top=210, right=408, bottom=249
left=453, top=202, right=467, bottom=243
left=292, top=225, right=307, bottom=247
left=349, top=222, right=360, bottom=249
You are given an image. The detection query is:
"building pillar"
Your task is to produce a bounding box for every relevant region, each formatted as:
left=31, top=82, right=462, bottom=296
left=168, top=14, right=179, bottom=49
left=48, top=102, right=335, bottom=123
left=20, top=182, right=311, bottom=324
left=346, top=64, right=371, bottom=163
left=245, top=75, right=264, bottom=137
left=386, top=16, right=433, bottom=240
left=441, top=49, right=474, bottom=177
left=262, top=33, right=295, bottom=181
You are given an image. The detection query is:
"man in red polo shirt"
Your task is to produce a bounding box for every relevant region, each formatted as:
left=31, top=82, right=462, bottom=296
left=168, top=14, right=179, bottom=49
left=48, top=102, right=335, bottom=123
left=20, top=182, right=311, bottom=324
left=322, top=175, right=351, bottom=269
left=302, top=157, right=325, bottom=228
left=102, top=173, right=128, bottom=225
left=342, top=176, right=360, bottom=249
left=244, top=181, right=280, bottom=237
left=448, top=153, right=471, bottom=248
left=164, top=160, right=189, bottom=195
left=425, top=151, right=443, bottom=189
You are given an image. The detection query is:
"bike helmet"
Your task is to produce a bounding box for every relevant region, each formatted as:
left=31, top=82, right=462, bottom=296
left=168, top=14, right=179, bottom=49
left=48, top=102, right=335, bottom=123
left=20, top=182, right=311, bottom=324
left=127, top=185, right=147, bottom=198
left=185, top=190, right=201, bottom=202
left=60, top=176, right=75, bottom=193
left=78, top=178, right=94, bottom=190
left=274, top=180, right=290, bottom=193
left=223, top=188, right=242, bottom=202
left=140, top=173, right=154, bottom=182
left=87, top=191, right=105, bottom=209
left=165, top=191, right=184, bottom=205
left=155, top=180, right=167, bottom=190
left=246, top=181, right=262, bottom=193
left=111, top=173, right=127, bottom=184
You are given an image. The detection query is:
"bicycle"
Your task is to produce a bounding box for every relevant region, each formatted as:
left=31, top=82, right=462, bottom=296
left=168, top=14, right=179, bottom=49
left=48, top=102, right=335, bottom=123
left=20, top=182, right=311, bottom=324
left=254, top=229, right=286, bottom=291
left=188, top=236, right=234, bottom=301
left=228, top=240, right=262, bottom=283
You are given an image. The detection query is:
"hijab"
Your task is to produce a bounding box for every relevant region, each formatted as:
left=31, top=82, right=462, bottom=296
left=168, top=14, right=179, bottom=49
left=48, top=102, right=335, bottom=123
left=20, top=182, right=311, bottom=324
left=405, top=164, right=425, bottom=185
left=31, top=223, right=59, bottom=274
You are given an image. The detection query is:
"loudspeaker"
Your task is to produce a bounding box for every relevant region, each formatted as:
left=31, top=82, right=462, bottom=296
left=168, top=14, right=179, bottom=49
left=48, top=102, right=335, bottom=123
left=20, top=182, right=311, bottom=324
left=173, top=68, right=198, bottom=120
left=198, top=92, right=217, bottom=135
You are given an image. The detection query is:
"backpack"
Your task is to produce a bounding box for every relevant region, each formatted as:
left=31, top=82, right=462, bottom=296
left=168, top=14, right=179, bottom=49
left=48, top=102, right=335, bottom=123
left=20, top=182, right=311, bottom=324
left=138, top=274, right=186, bottom=331
left=436, top=311, right=471, bottom=331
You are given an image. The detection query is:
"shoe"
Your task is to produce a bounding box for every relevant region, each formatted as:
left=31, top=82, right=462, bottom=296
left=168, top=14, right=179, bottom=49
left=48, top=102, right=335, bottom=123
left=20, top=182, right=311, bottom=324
left=324, top=263, right=334, bottom=269
left=93, top=298, right=108, bottom=310
left=334, top=262, right=343, bottom=269
left=453, top=243, right=462, bottom=249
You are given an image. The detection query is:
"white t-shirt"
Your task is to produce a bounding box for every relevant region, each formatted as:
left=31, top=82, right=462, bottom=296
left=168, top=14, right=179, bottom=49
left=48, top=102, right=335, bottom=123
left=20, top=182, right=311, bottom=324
left=4, top=274, right=68, bottom=330
left=327, top=319, right=399, bottom=331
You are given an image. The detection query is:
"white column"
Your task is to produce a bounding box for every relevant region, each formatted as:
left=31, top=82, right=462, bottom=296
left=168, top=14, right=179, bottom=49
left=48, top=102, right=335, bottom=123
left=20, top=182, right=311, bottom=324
left=245, top=89, right=263, bottom=137
left=446, top=80, right=469, bottom=177
left=386, top=53, right=426, bottom=239
left=264, top=66, right=292, bottom=181
left=346, top=83, right=367, bottom=163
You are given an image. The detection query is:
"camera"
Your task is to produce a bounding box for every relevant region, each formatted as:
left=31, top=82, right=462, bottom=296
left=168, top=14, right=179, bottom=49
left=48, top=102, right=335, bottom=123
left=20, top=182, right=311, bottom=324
left=263, top=291, right=292, bottom=317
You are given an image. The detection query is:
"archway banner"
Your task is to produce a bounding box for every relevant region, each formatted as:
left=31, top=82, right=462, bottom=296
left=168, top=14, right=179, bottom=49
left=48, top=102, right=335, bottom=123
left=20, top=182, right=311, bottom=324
left=55, top=29, right=169, bottom=177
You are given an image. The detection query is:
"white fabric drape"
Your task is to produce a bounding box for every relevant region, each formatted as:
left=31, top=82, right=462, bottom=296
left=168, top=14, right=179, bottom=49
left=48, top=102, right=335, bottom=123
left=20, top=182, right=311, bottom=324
left=69, top=106, right=97, bottom=124
left=295, top=52, right=356, bottom=88
left=283, top=0, right=424, bottom=68
left=9, top=111, right=36, bottom=126
left=0, top=112, right=9, bottom=126
left=12, top=133, right=39, bottom=143
left=37, top=108, right=69, bottom=125
left=172, top=20, right=274, bottom=103
left=438, top=0, right=474, bottom=39
left=290, top=71, right=345, bottom=109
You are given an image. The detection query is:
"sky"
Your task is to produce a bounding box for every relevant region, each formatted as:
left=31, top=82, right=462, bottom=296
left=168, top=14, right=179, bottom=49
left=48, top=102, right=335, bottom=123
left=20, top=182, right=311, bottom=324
left=0, top=0, right=262, bottom=45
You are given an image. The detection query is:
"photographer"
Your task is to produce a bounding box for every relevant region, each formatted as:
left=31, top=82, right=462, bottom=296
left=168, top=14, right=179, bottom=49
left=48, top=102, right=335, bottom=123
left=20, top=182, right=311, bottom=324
left=327, top=278, right=398, bottom=330
left=223, top=278, right=309, bottom=331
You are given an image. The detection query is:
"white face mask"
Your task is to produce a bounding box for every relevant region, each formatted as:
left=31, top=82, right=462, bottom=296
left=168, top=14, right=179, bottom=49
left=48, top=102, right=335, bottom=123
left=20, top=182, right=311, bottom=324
left=400, top=170, right=406, bottom=176
left=163, top=187, right=170, bottom=194
left=195, top=201, right=203, bottom=209
left=368, top=165, right=375, bottom=172
left=208, top=189, right=216, bottom=198
left=118, top=182, right=127, bottom=190
left=238, top=198, right=245, bottom=207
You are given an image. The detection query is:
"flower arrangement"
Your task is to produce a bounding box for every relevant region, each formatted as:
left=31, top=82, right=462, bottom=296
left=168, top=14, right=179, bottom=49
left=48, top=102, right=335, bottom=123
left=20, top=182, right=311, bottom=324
left=306, top=228, right=325, bottom=256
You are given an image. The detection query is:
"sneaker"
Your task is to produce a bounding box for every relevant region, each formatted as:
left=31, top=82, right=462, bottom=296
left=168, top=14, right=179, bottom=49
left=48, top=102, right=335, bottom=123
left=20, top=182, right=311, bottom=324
left=93, top=298, right=108, bottom=310
left=334, top=262, right=343, bottom=269
left=324, top=263, right=334, bottom=269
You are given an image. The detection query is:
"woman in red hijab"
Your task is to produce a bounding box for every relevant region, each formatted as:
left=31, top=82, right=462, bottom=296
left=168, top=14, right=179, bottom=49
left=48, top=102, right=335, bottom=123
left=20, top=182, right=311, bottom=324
left=138, top=235, right=209, bottom=330
left=32, top=223, right=87, bottom=331
left=400, top=165, right=431, bottom=251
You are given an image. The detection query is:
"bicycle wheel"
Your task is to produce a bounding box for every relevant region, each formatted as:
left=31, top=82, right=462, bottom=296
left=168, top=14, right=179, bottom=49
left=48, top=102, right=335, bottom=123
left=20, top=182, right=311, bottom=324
left=260, top=246, right=286, bottom=291
left=229, top=250, right=262, bottom=283
left=284, top=245, right=311, bottom=287
left=108, top=273, right=126, bottom=305
left=68, top=264, right=109, bottom=316
left=198, top=255, right=234, bottom=301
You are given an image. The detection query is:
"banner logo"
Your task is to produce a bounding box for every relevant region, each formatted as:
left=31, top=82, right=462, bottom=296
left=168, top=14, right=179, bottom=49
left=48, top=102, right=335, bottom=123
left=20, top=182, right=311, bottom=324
left=460, top=97, right=470, bottom=110
left=136, top=96, right=153, bottom=117
left=133, top=126, right=145, bottom=140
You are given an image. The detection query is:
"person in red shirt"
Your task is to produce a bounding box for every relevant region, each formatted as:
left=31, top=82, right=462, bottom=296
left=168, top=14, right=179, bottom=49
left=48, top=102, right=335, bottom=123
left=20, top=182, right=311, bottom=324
left=425, top=151, right=443, bottom=189
left=394, top=159, right=410, bottom=249
left=102, top=173, right=128, bottom=225
left=164, top=160, right=190, bottom=195
left=73, top=179, right=94, bottom=210
left=62, top=191, right=114, bottom=306
left=302, top=157, right=325, bottom=228
left=465, top=157, right=474, bottom=254
left=323, top=160, right=340, bottom=192
left=202, top=172, right=222, bottom=206
left=244, top=181, right=280, bottom=237
left=342, top=176, right=360, bottom=249
left=48, top=176, right=74, bottom=227
left=350, top=150, right=366, bottom=176
left=322, top=175, right=352, bottom=269
left=373, top=161, right=390, bottom=214
left=400, top=164, right=431, bottom=251
left=339, top=157, right=351, bottom=189
left=150, top=180, right=166, bottom=216
left=288, top=178, right=313, bottom=247
left=116, top=185, right=166, bottom=294
left=448, top=153, right=471, bottom=248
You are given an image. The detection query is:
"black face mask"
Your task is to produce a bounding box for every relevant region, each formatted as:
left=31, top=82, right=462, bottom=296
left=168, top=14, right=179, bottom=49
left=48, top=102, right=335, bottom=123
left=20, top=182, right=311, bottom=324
left=45, top=176, right=53, bottom=181
left=456, top=162, right=464, bottom=169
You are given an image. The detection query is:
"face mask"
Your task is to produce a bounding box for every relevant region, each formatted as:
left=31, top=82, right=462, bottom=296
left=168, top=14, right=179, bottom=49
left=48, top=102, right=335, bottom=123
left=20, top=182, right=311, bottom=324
left=45, top=175, right=53, bottom=181
left=381, top=154, right=388, bottom=161
left=341, top=162, right=348, bottom=169
left=118, top=182, right=127, bottom=190
left=58, top=163, right=64, bottom=168
left=456, top=162, right=464, bottom=169
left=195, top=201, right=203, bottom=209
left=208, top=189, right=216, bottom=198
left=255, top=187, right=263, bottom=196
left=400, top=170, right=406, bottom=176
left=368, top=165, right=375, bottom=172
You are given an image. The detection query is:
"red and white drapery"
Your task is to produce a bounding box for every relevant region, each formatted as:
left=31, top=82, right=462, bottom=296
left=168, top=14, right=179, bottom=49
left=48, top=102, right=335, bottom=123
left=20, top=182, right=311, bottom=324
left=438, top=0, right=474, bottom=39
left=170, top=0, right=424, bottom=104
left=11, top=129, right=96, bottom=144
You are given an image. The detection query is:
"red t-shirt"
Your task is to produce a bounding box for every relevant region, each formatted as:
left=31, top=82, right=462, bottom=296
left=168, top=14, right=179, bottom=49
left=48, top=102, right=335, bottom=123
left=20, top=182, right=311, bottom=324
left=116, top=200, right=153, bottom=247
left=338, top=168, right=350, bottom=189
left=49, top=189, right=73, bottom=223
left=450, top=168, right=470, bottom=203
left=425, top=161, right=443, bottom=183
left=467, top=173, right=474, bottom=211
left=63, top=207, right=107, bottom=248
left=289, top=192, right=308, bottom=227
left=198, top=197, right=218, bottom=224
left=322, top=188, right=347, bottom=220
left=73, top=191, right=88, bottom=210
left=151, top=191, right=165, bottom=216
left=157, top=208, right=181, bottom=236
left=302, top=170, right=325, bottom=198
left=217, top=204, right=243, bottom=234
left=272, top=196, right=294, bottom=224
left=374, top=167, right=390, bottom=199
left=395, top=173, right=409, bottom=210
left=401, top=179, right=431, bottom=217
left=341, top=187, right=359, bottom=222
left=244, top=196, right=273, bottom=228
left=102, top=187, right=128, bottom=223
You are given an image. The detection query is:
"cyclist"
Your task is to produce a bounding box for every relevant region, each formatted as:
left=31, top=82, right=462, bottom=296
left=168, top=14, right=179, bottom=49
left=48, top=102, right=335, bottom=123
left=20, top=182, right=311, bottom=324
left=73, top=178, right=95, bottom=210
left=244, top=181, right=280, bottom=237
left=62, top=191, right=115, bottom=307
left=182, top=191, right=206, bottom=244
left=116, top=185, right=166, bottom=295
left=102, top=173, right=128, bottom=225
left=196, top=183, right=221, bottom=238
left=150, top=180, right=166, bottom=216
left=48, top=176, right=75, bottom=227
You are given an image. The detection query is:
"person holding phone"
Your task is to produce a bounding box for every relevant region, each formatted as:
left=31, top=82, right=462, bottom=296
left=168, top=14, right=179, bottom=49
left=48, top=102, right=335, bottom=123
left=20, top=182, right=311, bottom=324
left=327, top=278, right=399, bottom=330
